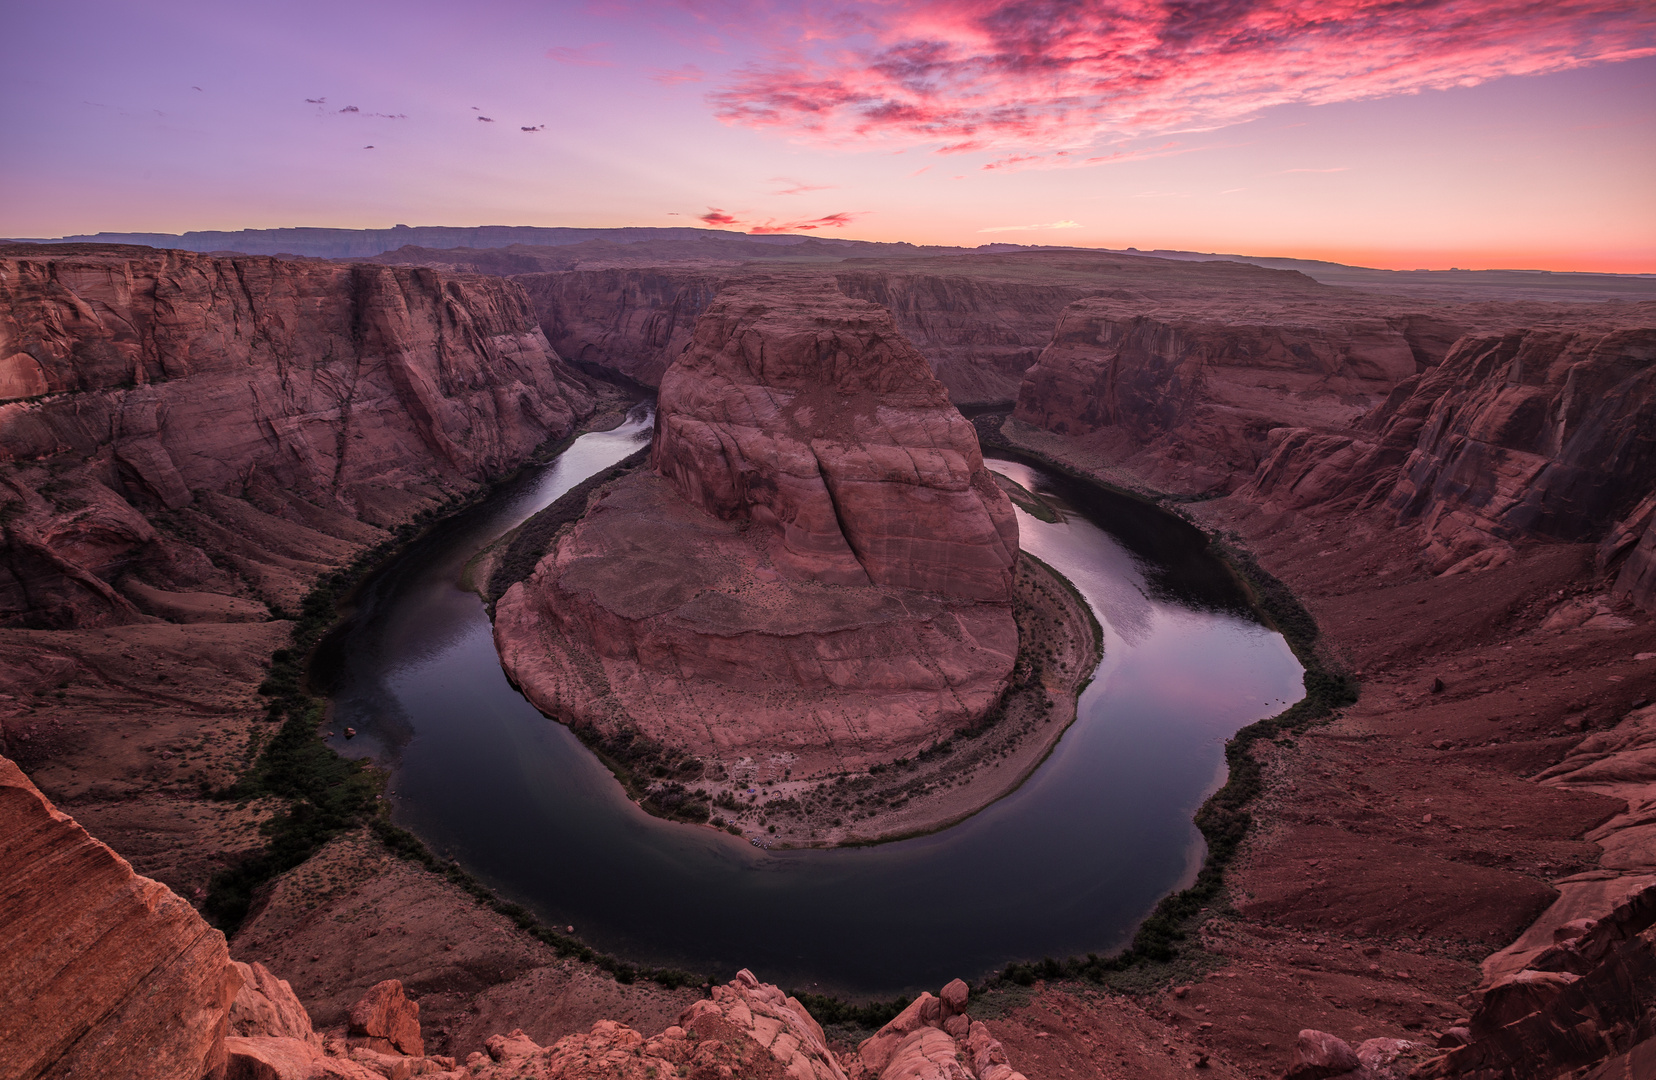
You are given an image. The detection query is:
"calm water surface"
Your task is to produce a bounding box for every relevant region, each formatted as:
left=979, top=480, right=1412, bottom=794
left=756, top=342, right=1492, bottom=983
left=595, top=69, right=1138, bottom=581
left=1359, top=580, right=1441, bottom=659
left=319, top=404, right=1303, bottom=995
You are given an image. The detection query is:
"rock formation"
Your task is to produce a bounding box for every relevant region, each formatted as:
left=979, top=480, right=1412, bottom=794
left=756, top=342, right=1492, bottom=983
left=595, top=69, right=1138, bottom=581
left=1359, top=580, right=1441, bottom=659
left=1, top=753, right=240, bottom=1080
left=494, top=281, right=1018, bottom=780
left=1244, top=321, right=1656, bottom=581
left=0, top=244, right=596, bottom=626
left=519, top=253, right=1282, bottom=406
left=1010, top=292, right=1468, bottom=494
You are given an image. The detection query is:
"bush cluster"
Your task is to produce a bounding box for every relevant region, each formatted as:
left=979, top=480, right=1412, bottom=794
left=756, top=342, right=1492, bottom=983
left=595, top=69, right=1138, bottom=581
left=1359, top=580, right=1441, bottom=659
left=204, top=490, right=479, bottom=929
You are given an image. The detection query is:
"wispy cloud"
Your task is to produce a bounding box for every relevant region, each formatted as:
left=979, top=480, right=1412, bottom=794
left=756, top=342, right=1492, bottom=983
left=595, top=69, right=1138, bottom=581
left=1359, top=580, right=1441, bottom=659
left=546, top=44, right=614, bottom=67
left=769, top=176, right=837, bottom=194
left=700, top=1, right=1656, bottom=157
left=698, top=207, right=865, bottom=232
left=650, top=63, right=705, bottom=85
left=977, top=220, right=1083, bottom=233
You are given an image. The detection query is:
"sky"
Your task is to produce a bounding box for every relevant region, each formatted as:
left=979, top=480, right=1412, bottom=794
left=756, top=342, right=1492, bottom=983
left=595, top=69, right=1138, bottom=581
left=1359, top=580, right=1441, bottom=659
left=3, top=0, right=1654, bottom=271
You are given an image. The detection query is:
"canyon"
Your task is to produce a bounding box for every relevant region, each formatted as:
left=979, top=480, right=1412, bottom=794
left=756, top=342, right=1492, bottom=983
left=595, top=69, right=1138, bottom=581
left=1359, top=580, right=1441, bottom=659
left=3, top=239, right=1655, bottom=1080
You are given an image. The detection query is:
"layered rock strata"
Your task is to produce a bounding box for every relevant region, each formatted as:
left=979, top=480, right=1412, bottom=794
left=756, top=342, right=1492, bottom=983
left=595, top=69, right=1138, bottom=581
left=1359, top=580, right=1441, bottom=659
left=0, top=244, right=596, bottom=627
left=1010, top=293, right=1468, bottom=494
left=517, top=266, right=1084, bottom=405
left=519, top=252, right=1342, bottom=407
left=1, top=754, right=239, bottom=1080
left=495, top=282, right=1019, bottom=778
left=1245, top=322, right=1656, bottom=583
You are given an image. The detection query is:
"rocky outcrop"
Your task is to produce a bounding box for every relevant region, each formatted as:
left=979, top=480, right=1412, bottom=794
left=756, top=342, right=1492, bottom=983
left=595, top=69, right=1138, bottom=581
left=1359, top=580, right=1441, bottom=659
left=851, top=980, right=1024, bottom=1080
left=495, top=282, right=1019, bottom=780
left=0, top=245, right=596, bottom=626
left=0, top=753, right=240, bottom=1080
left=1417, top=883, right=1656, bottom=1080
left=1245, top=321, right=1656, bottom=579
left=651, top=281, right=1017, bottom=600
left=348, top=980, right=424, bottom=1057
left=1011, top=294, right=1465, bottom=494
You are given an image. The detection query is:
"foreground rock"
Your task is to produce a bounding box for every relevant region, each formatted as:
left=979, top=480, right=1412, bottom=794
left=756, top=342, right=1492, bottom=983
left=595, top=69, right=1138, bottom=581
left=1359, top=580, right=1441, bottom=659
left=1, top=754, right=239, bottom=1079
left=495, top=282, right=1019, bottom=782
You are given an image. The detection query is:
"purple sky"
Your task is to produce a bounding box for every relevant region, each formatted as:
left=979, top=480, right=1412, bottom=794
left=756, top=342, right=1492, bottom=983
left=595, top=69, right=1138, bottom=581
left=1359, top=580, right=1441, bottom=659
left=3, top=1, right=1653, bottom=270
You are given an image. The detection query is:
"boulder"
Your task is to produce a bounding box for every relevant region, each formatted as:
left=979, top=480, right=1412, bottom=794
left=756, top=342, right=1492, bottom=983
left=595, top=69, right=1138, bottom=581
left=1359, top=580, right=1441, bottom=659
left=964, top=1021, right=1027, bottom=1080
left=230, top=961, right=318, bottom=1045
left=1286, top=1029, right=1363, bottom=1080
left=348, top=980, right=423, bottom=1057
left=879, top=1028, right=972, bottom=1080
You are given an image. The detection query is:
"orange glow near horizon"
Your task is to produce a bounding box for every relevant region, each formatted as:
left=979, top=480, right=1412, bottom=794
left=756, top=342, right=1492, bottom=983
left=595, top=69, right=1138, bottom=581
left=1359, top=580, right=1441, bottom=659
left=2, top=2, right=1652, bottom=272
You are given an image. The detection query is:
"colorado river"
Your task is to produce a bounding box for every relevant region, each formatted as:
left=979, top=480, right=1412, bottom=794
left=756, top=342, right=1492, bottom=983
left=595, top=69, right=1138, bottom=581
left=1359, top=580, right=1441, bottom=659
left=318, top=402, right=1304, bottom=996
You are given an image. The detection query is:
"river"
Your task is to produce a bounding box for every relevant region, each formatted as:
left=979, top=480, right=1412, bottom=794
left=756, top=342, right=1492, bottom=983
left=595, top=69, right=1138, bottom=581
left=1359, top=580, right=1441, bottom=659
left=317, top=402, right=1304, bottom=996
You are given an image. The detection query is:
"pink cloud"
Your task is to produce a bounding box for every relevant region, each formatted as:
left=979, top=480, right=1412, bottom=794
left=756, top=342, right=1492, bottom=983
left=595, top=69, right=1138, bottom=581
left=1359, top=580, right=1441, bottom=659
left=697, top=207, right=865, bottom=231
left=546, top=44, right=615, bottom=67
left=701, top=2, right=1656, bottom=154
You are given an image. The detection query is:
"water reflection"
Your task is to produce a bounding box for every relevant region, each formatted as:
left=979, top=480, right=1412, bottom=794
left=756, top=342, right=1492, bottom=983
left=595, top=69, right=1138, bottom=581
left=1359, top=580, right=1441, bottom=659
left=318, top=416, right=1304, bottom=995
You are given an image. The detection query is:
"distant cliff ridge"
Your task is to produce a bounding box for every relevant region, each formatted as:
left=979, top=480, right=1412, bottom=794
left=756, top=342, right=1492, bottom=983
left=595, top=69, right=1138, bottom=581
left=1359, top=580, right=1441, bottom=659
left=3, top=226, right=1023, bottom=261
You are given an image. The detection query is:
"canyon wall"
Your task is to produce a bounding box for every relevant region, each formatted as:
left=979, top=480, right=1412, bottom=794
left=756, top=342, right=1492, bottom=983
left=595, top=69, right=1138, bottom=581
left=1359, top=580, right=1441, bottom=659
left=1, top=753, right=239, bottom=1080
left=0, top=245, right=596, bottom=627
left=494, top=281, right=1019, bottom=779
left=516, top=264, right=1099, bottom=405
left=1244, top=321, right=1656, bottom=578
left=1010, top=295, right=1467, bottom=494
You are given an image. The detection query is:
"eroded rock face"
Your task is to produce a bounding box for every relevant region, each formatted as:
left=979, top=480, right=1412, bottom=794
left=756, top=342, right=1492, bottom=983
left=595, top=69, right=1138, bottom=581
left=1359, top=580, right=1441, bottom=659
left=495, top=283, right=1018, bottom=777
left=0, top=752, right=240, bottom=1080
left=1011, top=295, right=1461, bottom=494
left=652, top=281, right=1018, bottom=600
left=0, top=245, right=595, bottom=626
left=1245, top=322, right=1656, bottom=580
left=519, top=265, right=1096, bottom=405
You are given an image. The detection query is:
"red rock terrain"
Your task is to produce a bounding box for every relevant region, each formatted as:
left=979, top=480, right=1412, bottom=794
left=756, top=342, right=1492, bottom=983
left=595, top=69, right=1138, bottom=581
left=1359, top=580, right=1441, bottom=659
left=9, top=240, right=1656, bottom=1080
left=993, top=290, right=1656, bottom=1078
left=0, top=244, right=596, bottom=627
left=495, top=281, right=1020, bottom=780
left=518, top=252, right=1395, bottom=407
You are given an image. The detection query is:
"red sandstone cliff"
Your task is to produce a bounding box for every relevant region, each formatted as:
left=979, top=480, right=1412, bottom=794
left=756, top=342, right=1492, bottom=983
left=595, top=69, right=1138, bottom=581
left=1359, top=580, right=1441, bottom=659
left=0, top=245, right=596, bottom=627
left=518, top=262, right=1097, bottom=405
left=1243, top=320, right=1656, bottom=581
left=1, top=754, right=239, bottom=1079
left=1010, top=294, right=1468, bottom=494
left=494, top=281, right=1019, bottom=780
